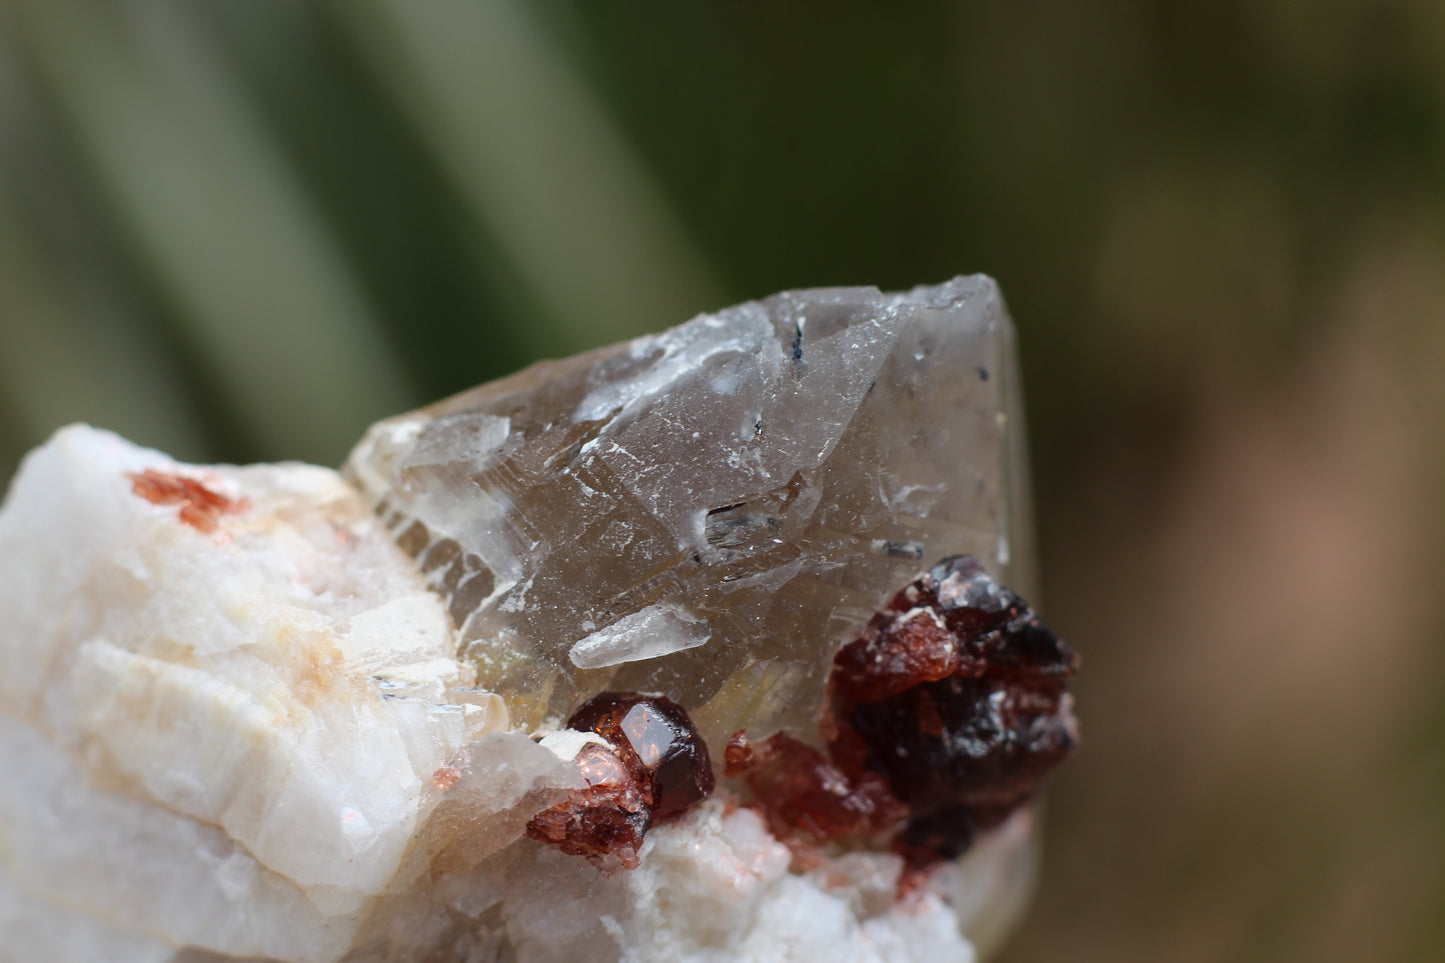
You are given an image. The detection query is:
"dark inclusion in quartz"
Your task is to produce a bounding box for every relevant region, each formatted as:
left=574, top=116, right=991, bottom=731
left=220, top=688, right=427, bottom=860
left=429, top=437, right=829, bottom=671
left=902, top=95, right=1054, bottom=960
left=731, top=555, right=1078, bottom=870
left=525, top=693, right=714, bottom=868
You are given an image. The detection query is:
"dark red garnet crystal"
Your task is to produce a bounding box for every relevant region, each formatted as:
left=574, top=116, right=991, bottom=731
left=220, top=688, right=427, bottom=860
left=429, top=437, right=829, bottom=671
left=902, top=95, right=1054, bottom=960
left=830, top=555, right=1079, bottom=860
left=524, top=741, right=652, bottom=869
left=525, top=692, right=714, bottom=869
left=567, top=692, right=715, bottom=816
left=728, top=730, right=903, bottom=865
left=727, top=555, right=1078, bottom=874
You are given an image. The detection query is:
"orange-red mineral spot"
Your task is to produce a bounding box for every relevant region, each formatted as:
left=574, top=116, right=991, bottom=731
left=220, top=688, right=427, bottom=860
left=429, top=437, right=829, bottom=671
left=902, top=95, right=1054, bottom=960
left=723, top=729, right=754, bottom=778
left=126, top=468, right=247, bottom=534
left=525, top=741, right=652, bottom=870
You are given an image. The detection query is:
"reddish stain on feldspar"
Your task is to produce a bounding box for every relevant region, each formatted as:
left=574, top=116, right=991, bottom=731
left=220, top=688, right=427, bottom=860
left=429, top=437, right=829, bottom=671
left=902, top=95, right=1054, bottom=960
left=126, top=468, right=248, bottom=534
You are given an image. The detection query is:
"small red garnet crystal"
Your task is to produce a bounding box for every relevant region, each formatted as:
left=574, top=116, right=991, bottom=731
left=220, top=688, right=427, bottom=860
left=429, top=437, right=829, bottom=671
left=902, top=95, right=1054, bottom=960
left=525, top=692, right=714, bottom=869
left=567, top=692, right=715, bottom=817
left=524, top=741, right=652, bottom=869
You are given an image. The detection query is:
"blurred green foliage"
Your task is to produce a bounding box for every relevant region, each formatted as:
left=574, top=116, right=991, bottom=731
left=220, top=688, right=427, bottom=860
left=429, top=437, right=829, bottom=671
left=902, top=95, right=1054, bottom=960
left=1, top=2, right=1443, bottom=961
left=2, top=1, right=1442, bottom=472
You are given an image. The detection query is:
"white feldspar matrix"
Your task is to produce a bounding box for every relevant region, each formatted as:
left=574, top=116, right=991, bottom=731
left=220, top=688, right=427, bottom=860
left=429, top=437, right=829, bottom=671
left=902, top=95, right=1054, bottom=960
left=0, top=277, right=1073, bottom=963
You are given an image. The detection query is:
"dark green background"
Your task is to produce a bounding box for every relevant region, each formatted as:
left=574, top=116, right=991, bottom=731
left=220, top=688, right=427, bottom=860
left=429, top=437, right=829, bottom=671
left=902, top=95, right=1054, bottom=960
left=2, top=3, right=1442, bottom=960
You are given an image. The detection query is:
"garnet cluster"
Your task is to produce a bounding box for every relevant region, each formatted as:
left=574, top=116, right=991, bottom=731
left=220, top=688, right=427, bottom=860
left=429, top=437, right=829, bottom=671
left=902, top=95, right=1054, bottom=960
left=525, top=693, right=714, bottom=869
left=731, top=555, right=1079, bottom=869
left=529, top=556, right=1076, bottom=875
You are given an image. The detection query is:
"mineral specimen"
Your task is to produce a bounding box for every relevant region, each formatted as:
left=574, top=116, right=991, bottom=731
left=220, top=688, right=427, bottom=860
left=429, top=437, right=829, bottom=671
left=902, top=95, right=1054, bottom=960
left=0, top=277, right=1073, bottom=963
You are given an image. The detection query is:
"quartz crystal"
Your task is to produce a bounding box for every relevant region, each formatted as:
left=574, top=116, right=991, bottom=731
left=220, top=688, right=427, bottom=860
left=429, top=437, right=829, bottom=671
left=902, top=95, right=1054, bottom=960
left=346, top=275, right=1035, bottom=745
left=0, top=277, right=1071, bottom=963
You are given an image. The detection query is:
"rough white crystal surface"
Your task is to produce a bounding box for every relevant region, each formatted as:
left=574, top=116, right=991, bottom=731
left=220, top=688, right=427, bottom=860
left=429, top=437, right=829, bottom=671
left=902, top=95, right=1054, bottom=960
left=477, top=800, right=979, bottom=963
left=0, top=427, right=509, bottom=961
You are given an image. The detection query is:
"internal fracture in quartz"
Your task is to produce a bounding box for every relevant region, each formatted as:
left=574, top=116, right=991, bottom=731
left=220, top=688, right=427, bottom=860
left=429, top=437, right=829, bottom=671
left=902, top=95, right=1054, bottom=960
left=0, top=277, right=1075, bottom=963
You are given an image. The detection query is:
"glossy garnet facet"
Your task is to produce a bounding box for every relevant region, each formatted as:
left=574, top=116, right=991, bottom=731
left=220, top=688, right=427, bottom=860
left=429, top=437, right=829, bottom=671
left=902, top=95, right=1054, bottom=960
left=526, top=692, right=714, bottom=869
left=567, top=692, right=715, bottom=817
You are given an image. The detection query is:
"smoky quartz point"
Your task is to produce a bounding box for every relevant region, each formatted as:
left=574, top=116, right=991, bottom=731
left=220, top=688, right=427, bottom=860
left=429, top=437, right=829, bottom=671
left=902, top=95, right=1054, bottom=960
left=345, top=276, right=1035, bottom=746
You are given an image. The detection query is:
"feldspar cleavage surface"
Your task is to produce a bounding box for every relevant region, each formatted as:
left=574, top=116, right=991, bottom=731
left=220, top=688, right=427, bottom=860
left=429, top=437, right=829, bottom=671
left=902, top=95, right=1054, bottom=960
left=0, top=276, right=1068, bottom=963
left=346, top=276, right=1035, bottom=746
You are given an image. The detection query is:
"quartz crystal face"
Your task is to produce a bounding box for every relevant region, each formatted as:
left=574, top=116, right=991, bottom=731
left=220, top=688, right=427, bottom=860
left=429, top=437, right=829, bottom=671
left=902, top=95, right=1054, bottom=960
left=346, top=276, right=1035, bottom=744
